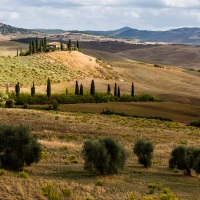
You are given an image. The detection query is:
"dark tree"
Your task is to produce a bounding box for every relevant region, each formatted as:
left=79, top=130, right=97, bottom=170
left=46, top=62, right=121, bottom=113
left=44, top=37, right=47, bottom=52
left=117, top=86, right=121, bottom=98
left=133, top=140, right=154, bottom=168
left=32, top=40, right=36, bottom=53
left=107, top=84, right=111, bottom=95
left=36, top=37, right=38, bottom=52
left=0, top=124, right=42, bottom=170
left=68, top=39, right=72, bottom=50
left=77, top=40, right=80, bottom=49
left=39, top=39, right=42, bottom=52
left=114, top=83, right=117, bottom=96
left=46, top=78, right=51, bottom=97
left=29, top=42, right=32, bottom=54
left=15, top=82, right=20, bottom=96
left=90, top=80, right=95, bottom=95
left=80, top=84, right=83, bottom=95
left=41, top=39, right=44, bottom=52
left=66, top=87, right=68, bottom=95
left=75, top=80, right=79, bottom=95
left=131, top=82, right=134, bottom=97
left=82, top=137, right=127, bottom=175
left=60, top=42, right=63, bottom=50
left=31, top=81, right=35, bottom=97
left=169, top=145, right=200, bottom=175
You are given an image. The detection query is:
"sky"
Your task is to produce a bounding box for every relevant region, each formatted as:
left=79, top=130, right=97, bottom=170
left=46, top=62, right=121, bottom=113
left=1, top=0, right=200, bottom=31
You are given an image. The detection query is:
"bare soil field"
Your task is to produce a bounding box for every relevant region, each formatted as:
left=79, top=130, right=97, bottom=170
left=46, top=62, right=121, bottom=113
left=82, top=42, right=200, bottom=69
left=58, top=102, right=200, bottom=124
left=0, top=108, right=199, bottom=200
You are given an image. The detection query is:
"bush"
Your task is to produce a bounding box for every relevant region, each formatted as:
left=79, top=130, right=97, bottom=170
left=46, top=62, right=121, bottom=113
left=0, top=124, right=42, bottom=170
left=18, top=171, right=29, bottom=178
left=0, top=91, right=8, bottom=107
left=95, top=179, right=103, bottom=186
left=0, top=169, right=6, bottom=176
left=169, top=145, right=200, bottom=175
left=82, top=137, right=127, bottom=175
left=189, top=120, right=200, bottom=127
left=133, top=140, right=154, bottom=168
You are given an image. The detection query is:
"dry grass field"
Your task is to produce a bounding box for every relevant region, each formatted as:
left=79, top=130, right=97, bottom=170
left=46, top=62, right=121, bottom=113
left=0, top=108, right=200, bottom=200
left=0, top=38, right=200, bottom=200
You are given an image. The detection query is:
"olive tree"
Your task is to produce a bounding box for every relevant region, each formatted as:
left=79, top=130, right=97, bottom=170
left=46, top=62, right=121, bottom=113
left=82, top=137, right=127, bottom=175
left=0, top=124, right=42, bottom=170
left=133, top=140, right=154, bottom=168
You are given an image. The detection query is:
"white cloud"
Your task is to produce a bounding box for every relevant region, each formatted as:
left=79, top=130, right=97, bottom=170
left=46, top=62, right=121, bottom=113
left=0, top=0, right=200, bottom=30
left=0, top=11, right=19, bottom=20
left=162, top=0, right=200, bottom=8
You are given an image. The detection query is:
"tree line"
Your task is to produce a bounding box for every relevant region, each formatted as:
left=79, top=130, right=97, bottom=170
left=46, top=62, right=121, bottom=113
left=17, top=37, right=80, bottom=56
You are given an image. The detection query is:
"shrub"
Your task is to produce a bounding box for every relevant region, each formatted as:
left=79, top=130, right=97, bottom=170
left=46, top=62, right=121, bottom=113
left=95, top=179, right=103, bottom=186
left=169, top=145, right=200, bottom=175
left=133, top=140, right=154, bottom=168
left=148, top=183, right=162, bottom=190
left=61, top=188, right=72, bottom=197
left=0, top=124, right=42, bottom=170
left=41, top=183, right=61, bottom=200
left=18, top=171, right=29, bottom=178
left=159, top=188, right=178, bottom=200
left=82, top=137, right=127, bottom=175
left=0, top=169, right=6, bottom=176
left=189, top=120, right=200, bottom=127
left=0, top=91, right=8, bottom=107
left=68, top=154, right=78, bottom=163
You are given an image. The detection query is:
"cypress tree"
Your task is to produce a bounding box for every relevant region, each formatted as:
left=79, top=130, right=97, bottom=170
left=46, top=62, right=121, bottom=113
left=107, top=84, right=111, bottom=95
left=66, top=87, right=68, bottom=95
left=17, top=49, right=19, bottom=57
left=41, top=39, right=44, bottom=52
left=20, top=48, right=22, bottom=56
left=29, top=42, right=32, bottom=54
left=36, top=37, right=38, bottom=52
left=15, top=82, right=20, bottom=96
left=44, top=37, right=47, bottom=52
left=77, top=40, right=80, bottom=49
left=75, top=80, right=79, bottom=95
left=131, top=82, right=135, bottom=97
left=32, top=40, right=35, bottom=54
left=31, top=81, right=35, bottom=97
left=80, top=84, right=83, bottom=95
left=46, top=78, right=51, bottom=97
left=114, top=83, right=117, bottom=96
left=90, top=80, right=95, bottom=95
left=117, top=86, right=120, bottom=98
left=60, top=41, right=63, bottom=50
left=68, top=39, right=72, bottom=51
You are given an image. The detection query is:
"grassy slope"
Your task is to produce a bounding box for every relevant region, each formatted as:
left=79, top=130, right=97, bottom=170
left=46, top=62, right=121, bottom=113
left=0, top=51, right=119, bottom=87
left=0, top=108, right=199, bottom=200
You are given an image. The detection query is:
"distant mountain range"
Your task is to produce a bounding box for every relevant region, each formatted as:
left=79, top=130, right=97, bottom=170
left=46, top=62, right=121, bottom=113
left=1, top=23, right=200, bottom=45
left=80, top=27, right=200, bottom=45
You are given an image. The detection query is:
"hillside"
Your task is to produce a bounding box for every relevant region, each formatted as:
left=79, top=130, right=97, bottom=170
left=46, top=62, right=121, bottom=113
left=0, top=23, right=38, bottom=35
left=0, top=51, right=119, bottom=87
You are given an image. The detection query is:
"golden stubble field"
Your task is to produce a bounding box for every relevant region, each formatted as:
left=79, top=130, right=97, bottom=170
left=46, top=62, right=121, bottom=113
left=0, top=108, right=199, bottom=200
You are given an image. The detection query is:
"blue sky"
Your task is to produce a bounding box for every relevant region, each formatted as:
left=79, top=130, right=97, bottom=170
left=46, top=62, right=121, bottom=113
left=1, top=0, right=200, bottom=31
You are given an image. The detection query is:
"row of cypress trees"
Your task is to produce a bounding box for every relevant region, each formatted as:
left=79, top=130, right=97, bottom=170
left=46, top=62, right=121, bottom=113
left=17, top=38, right=80, bottom=56
left=14, top=79, right=135, bottom=98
